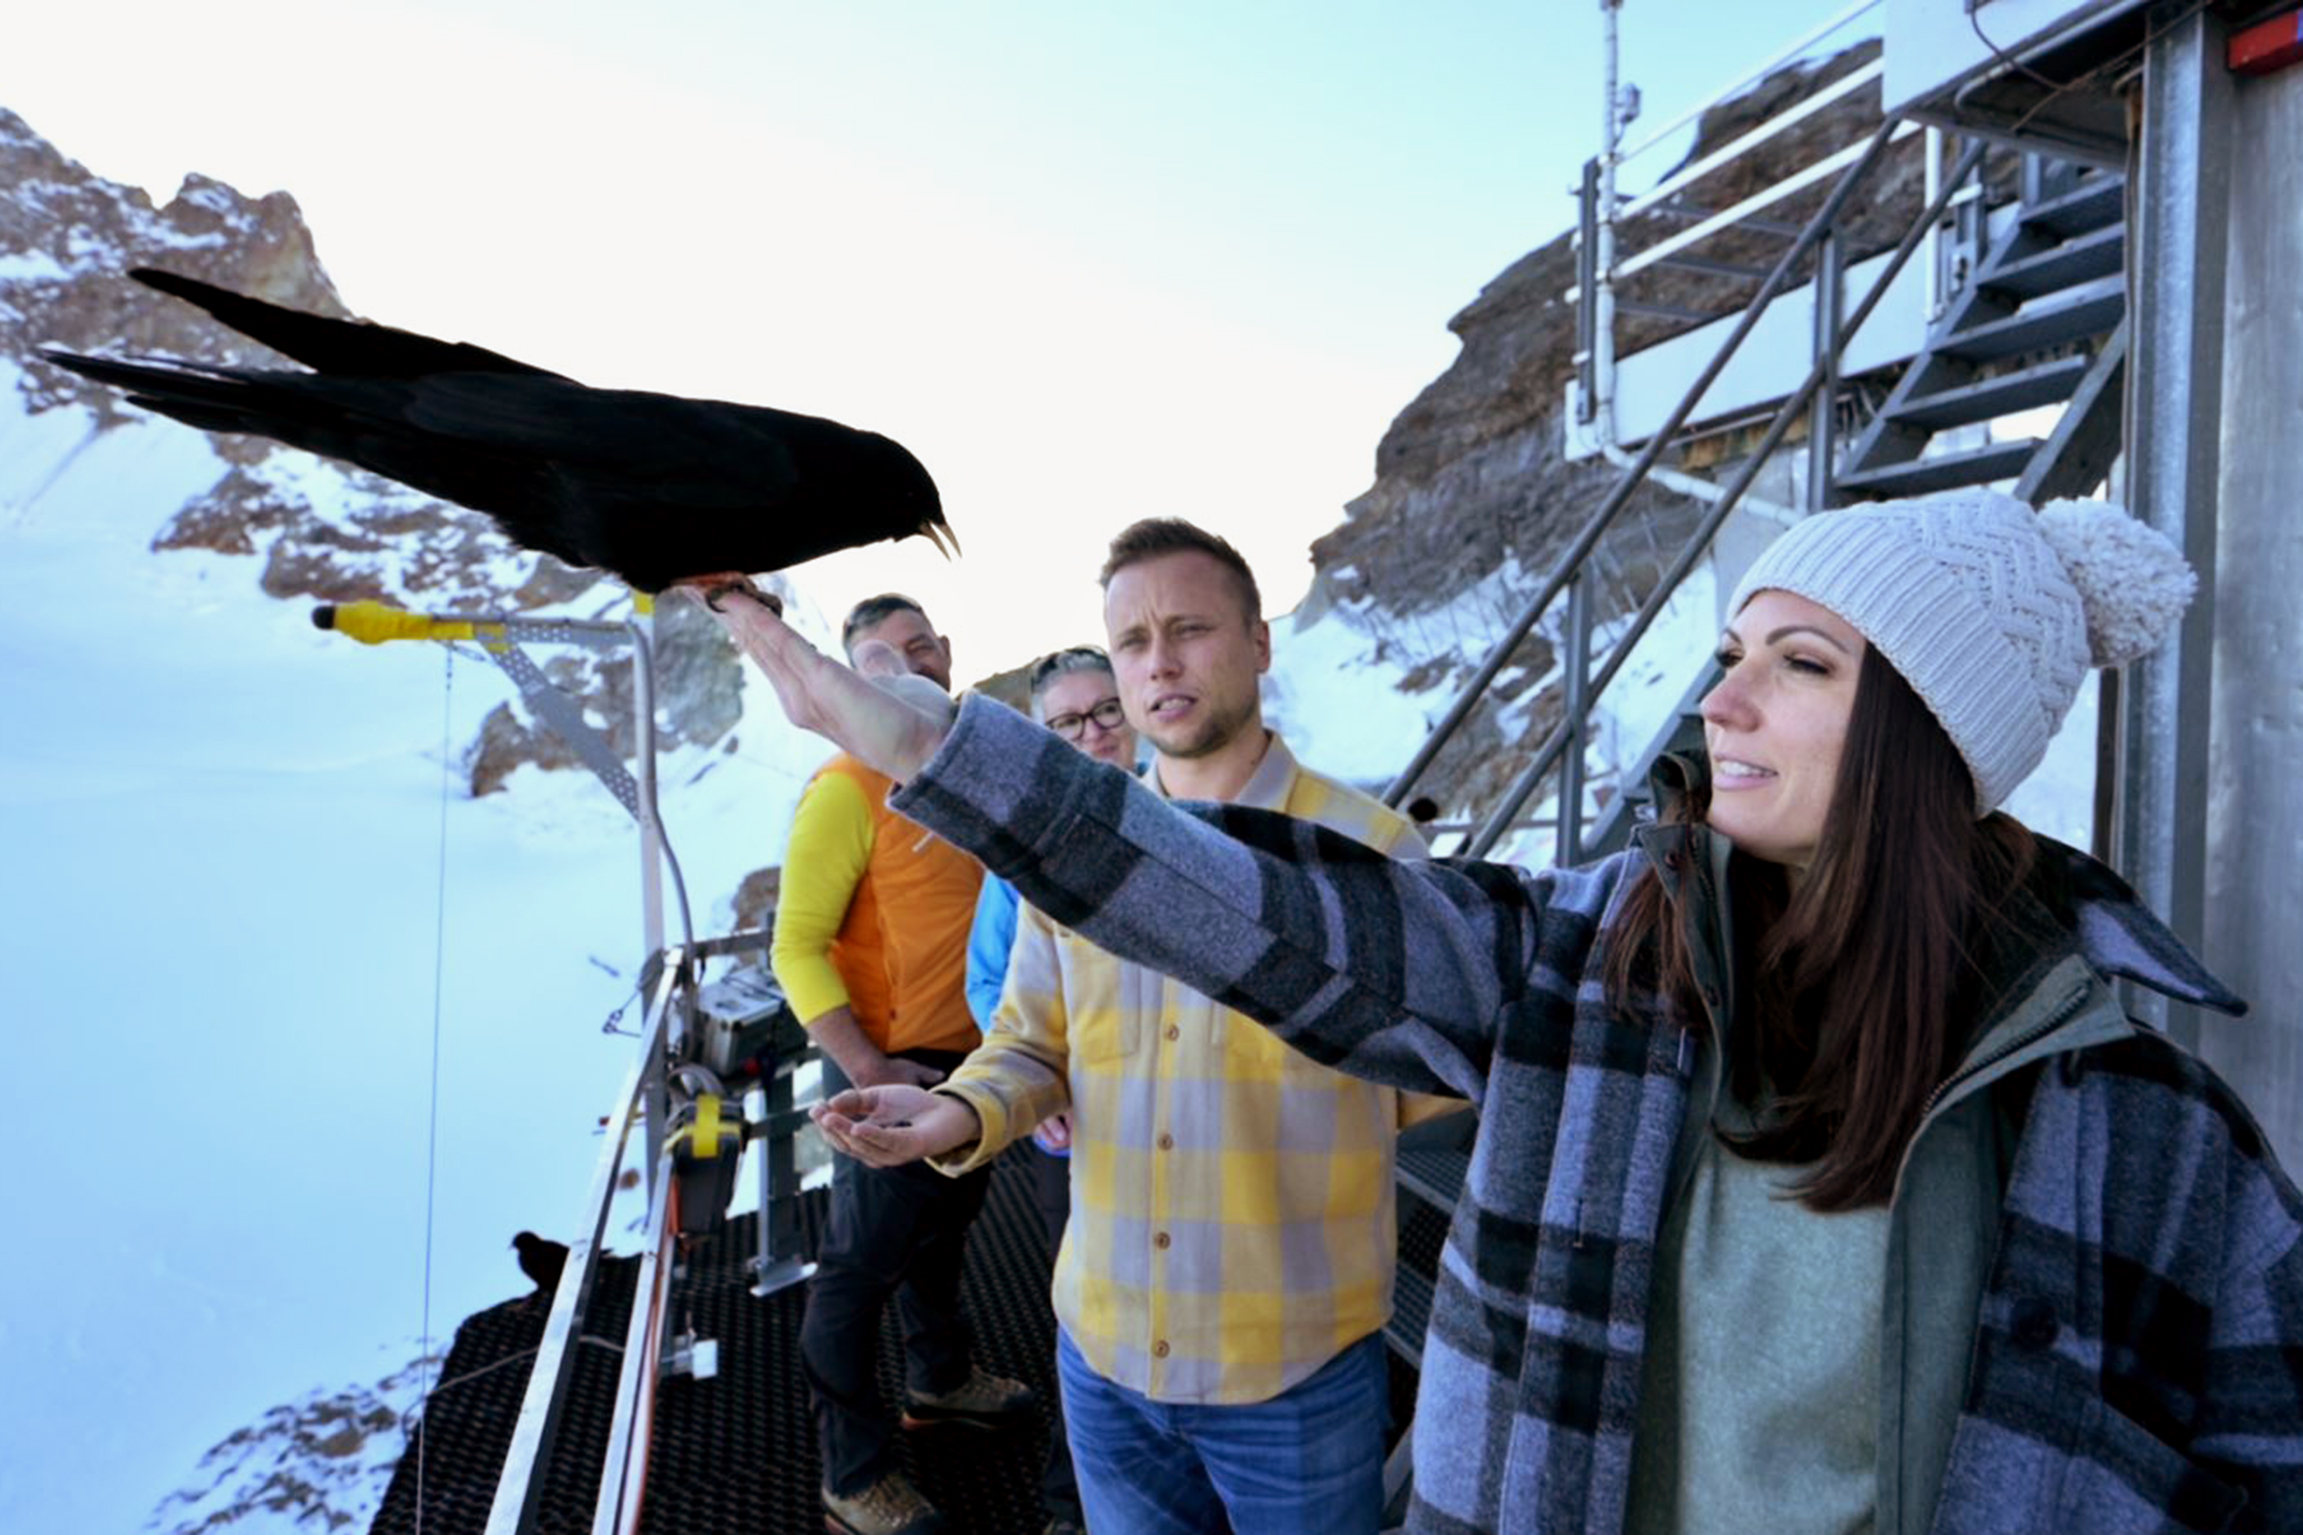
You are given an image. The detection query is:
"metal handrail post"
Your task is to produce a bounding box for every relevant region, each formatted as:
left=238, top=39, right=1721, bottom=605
left=1466, top=138, right=1988, bottom=858
left=1593, top=0, right=1622, bottom=436
left=1387, top=115, right=1903, bottom=810
left=1576, top=157, right=1600, bottom=425
left=1923, top=126, right=1944, bottom=322
left=1807, top=230, right=1845, bottom=511
left=1556, top=571, right=1593, bottom=867
left=591, top=1152, right=678, bottom=1535
left=628, top=617, right=665, bottom=962
left=483, top=950, right=685, bottom=1535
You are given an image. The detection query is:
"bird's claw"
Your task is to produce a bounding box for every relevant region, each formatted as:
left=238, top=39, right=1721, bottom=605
left=693, top=575, right=782, bottom=616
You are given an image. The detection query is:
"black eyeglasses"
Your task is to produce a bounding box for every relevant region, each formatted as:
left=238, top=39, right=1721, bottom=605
left=1046, top=698, right=1127, bottom=741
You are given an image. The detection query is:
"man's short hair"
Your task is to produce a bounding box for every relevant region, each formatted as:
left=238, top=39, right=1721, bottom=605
left=1098, top=519, right=1262, bottom=624
left=1027, top=645, right=1115, bottom=716
left=840, top=593, right=929, bottom=656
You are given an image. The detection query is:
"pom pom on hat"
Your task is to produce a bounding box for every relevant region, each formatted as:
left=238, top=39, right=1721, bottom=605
left=1729, top=490, right=2199, bottom=815
left=2034, top=498, right=2197, bottom=667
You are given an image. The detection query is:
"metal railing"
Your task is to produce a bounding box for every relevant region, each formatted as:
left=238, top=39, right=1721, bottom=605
left=1389, top=123, right=1991, bottom=863
left=1572, top=0, right=1890, bottom=428
left=325, top=599, right=820, bottom=1535
left=477, top=935, right=820, bottom=1535
left=483, top=947, right=687, bottom=1535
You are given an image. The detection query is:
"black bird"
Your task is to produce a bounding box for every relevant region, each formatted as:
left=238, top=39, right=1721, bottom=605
left=511, top=1230, right=569, bottom=1307
left=41, top=269, right=954, bottom=593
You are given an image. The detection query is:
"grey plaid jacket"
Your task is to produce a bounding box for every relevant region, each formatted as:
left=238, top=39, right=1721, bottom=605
left=891, top=696, right=2303, bottom=1534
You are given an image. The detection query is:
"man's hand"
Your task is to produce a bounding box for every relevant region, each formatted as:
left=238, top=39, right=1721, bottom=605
left=685, top=580, right=952, bottom=781
left=812, top=1084, right=981, bottom=1167
left=847, top=1054, right=947, bottom=1091
left=1031, top=1109, right=1075, bottom=1154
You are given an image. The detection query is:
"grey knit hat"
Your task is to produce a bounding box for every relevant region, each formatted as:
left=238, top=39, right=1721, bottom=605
left=1728, top=489, right=2196, bottom=814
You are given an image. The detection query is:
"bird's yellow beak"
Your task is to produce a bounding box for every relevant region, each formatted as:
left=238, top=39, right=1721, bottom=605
left=922, top=517, right=960, bottom=560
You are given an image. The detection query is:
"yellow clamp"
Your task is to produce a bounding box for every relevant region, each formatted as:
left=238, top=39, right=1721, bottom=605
left=669, top=1094, right=731, bottom=1159
left=313, top=599, right=508, bottom=648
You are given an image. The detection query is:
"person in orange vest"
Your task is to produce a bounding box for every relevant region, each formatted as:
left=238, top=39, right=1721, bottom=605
left=774, top=593, right=1033, bottom=1535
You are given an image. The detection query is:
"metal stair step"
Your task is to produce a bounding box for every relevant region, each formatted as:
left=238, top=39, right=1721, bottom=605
left=1886, top=355, right=2092, bottom=431
left=1938, top=275, right=2126, bottom=362
left=1836, top=437, right=2041, bottom=499
left=2020, top=174, right=2126, bottom=239
left=1981, top=222, right=2126, bottom=300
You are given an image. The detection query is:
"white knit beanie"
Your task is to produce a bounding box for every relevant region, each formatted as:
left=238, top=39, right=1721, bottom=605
left=1727, top=489, right=2196, bottom=814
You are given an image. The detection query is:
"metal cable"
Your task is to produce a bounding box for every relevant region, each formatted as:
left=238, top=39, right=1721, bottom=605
left=414, top=643, right=455, bottom=1533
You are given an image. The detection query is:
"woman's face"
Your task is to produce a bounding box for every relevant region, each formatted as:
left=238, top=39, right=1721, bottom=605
left=1038, top=668, right=1140, bottom=770
left=1699, top=590, right=1866, bottom=877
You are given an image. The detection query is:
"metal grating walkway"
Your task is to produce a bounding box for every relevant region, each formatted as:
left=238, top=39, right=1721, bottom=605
left=372, top=1139, right=1438, bottom=1534
left=374, top=1147, right=1069, bottom=1535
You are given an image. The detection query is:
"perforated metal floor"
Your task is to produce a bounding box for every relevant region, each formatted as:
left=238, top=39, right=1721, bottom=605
left=373, top=1147, right=1067, bottom=1535
left=373, top=1142, right=1442, bottom=1535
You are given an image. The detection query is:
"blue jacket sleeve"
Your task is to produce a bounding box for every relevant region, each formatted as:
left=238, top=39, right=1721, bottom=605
left=963, top=874, right=1021, bottom=1030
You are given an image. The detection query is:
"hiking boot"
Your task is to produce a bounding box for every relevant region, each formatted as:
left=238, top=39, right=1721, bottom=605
left=821, top=1469, right=946, bottom=1535
left=900, top=1364, right=1037, bottom=1430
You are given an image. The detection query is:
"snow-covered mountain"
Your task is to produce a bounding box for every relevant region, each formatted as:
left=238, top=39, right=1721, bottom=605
left=0, top=57, right=2097, bottom=1530
left=0, top=105, right=840, bottom=1535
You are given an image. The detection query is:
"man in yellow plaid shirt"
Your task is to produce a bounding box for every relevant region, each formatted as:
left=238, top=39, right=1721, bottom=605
left=814, top=519, right=1456, bottom=1535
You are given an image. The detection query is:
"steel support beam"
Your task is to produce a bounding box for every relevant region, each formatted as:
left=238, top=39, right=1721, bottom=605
left=2201, top=32, right=2303, bottom=1169
left=2117, top=4, right=2231, bottom=1048
left=1807, top=231, right=1844, bottom=511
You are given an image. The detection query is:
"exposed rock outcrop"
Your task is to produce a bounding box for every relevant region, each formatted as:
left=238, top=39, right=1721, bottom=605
left=144, top=1356, right=425, bottom=1534
left=1309, top=42, right=1986, bottom=819
left=0, top=105, right=745, bottom=792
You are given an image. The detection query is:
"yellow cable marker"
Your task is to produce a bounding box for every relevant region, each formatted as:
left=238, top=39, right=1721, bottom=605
left=312, top=600, right=514, bottom=650
left=690, top=1094, right=724, bottom=1159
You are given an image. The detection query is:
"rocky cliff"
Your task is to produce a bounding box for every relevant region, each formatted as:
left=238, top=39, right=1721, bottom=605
left=0, top=105, right=743, bottom=794
left=1304, top=40, right=1972, bottom=819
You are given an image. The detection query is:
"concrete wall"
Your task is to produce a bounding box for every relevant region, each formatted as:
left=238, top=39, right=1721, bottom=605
left=2201, top=61, right=2303, bottom=1170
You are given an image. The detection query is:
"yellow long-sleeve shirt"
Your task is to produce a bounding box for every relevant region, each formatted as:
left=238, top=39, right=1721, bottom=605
left=772, top=754, right=981, bottom=1056
left=931, top=732, right=1453, bottom=1404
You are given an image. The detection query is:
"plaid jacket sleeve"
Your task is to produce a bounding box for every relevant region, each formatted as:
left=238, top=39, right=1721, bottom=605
left=890, top=693, right=1626, bottom=1104
left=1938, top=1032, right=2303, bottom=1534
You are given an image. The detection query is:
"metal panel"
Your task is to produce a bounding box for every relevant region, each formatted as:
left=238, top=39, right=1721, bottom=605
left=2200, top=54, right=2303, bottom=1169
left=2118, top=5, right=2231, bottom=1050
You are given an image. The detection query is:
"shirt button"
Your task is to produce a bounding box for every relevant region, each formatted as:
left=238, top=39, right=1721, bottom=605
left=1157, top=1133, right=1174, bottom=1151
left=1154, top=1231, right=1171, bottom=1250
left=1153, top=1340, right=1170, bottom=1358
left=1165, top=1025, right=1180, bottom=1041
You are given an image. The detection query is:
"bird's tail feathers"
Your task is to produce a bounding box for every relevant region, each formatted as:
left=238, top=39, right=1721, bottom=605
left=44, top=347, right=269, bottom=416
left=130, top=267, right=564, bottom=382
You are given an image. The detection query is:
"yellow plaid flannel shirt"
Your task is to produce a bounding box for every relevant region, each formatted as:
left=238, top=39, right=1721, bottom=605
left=931, top=731, right=1450, bottom=1404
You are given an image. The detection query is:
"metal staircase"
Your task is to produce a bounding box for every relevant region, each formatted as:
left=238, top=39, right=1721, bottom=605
left=1387, top=136, right=2131, bottom=871
left=1836, top=163, right=2128, bottom=505
left=1576, top=159, right=2133, bottom=860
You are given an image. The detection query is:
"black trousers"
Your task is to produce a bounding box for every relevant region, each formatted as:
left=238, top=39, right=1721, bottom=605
left=1026, top=1141, right=1081, bottom=1519
left=803, top=1050, right=989, bottom=1495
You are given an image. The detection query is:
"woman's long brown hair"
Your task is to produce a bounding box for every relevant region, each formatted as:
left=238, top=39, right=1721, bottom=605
left=1604, top=644, right=2036, bottom=1211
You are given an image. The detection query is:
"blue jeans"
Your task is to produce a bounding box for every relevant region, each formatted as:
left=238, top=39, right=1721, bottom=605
left=1056, top=1327, right=1388, bottom=1535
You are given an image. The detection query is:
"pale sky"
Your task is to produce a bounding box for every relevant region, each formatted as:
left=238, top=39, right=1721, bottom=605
left=9, top=0, right=1861, bottom=673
